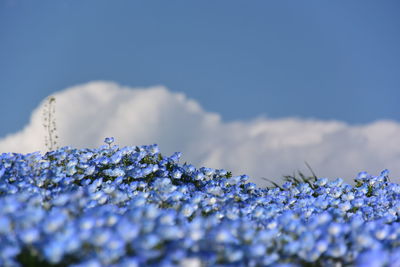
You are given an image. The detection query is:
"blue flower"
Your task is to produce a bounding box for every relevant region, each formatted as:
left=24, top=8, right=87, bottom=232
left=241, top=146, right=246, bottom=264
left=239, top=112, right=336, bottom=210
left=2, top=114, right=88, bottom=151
left=103, top=168, right=125, bottom=177
left=172, top=169, right=183, bottom=179
left=181, top=203, right=195, bottom=217
left=104, top=137, right=115, bottom=145
left=139, top=234, right=160, bottom=250
left=0, top=216, right=11, bottom=234
left=19, top=228, right=40, bottom=244
left=44, top=241, right=65, bottom=264
left=248, top=243, right=267, bottom=258
left=356, top=249, right=389, bottom=267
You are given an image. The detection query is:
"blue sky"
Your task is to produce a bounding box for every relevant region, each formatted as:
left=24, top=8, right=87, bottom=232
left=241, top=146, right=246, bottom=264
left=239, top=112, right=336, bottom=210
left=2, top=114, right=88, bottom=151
left=1, top=0, right=400, bottom=139
left=1, top=1, right=400, bottom=183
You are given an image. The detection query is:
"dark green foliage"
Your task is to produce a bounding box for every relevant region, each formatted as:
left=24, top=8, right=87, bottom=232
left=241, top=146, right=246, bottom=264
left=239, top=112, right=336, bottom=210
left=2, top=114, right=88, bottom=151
left=263, top=162, right=318, bottom=189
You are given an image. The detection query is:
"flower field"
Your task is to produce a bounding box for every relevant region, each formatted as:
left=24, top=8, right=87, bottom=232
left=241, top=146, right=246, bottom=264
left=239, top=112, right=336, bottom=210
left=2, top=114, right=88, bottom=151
left=0, top=138, right=399, bottom=267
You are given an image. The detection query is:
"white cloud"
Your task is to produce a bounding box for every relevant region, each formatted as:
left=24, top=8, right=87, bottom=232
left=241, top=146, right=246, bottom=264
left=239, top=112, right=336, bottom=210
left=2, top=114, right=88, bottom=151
left=1, top=81, right=399, bottom=186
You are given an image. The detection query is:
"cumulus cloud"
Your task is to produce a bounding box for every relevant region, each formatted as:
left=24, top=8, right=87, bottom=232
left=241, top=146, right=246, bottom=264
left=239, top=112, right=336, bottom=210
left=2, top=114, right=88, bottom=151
left=1, top=81, right=399, bottom=185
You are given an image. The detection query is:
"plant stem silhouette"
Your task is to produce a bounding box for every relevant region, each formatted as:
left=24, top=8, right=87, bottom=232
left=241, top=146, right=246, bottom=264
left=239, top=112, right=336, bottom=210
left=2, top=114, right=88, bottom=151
left=42, top=96, right=59, bottom=151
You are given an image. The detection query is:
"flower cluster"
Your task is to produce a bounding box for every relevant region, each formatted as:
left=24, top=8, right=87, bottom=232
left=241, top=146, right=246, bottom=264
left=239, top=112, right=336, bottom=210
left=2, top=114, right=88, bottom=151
left=0, top=138, right=399, bottom=267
